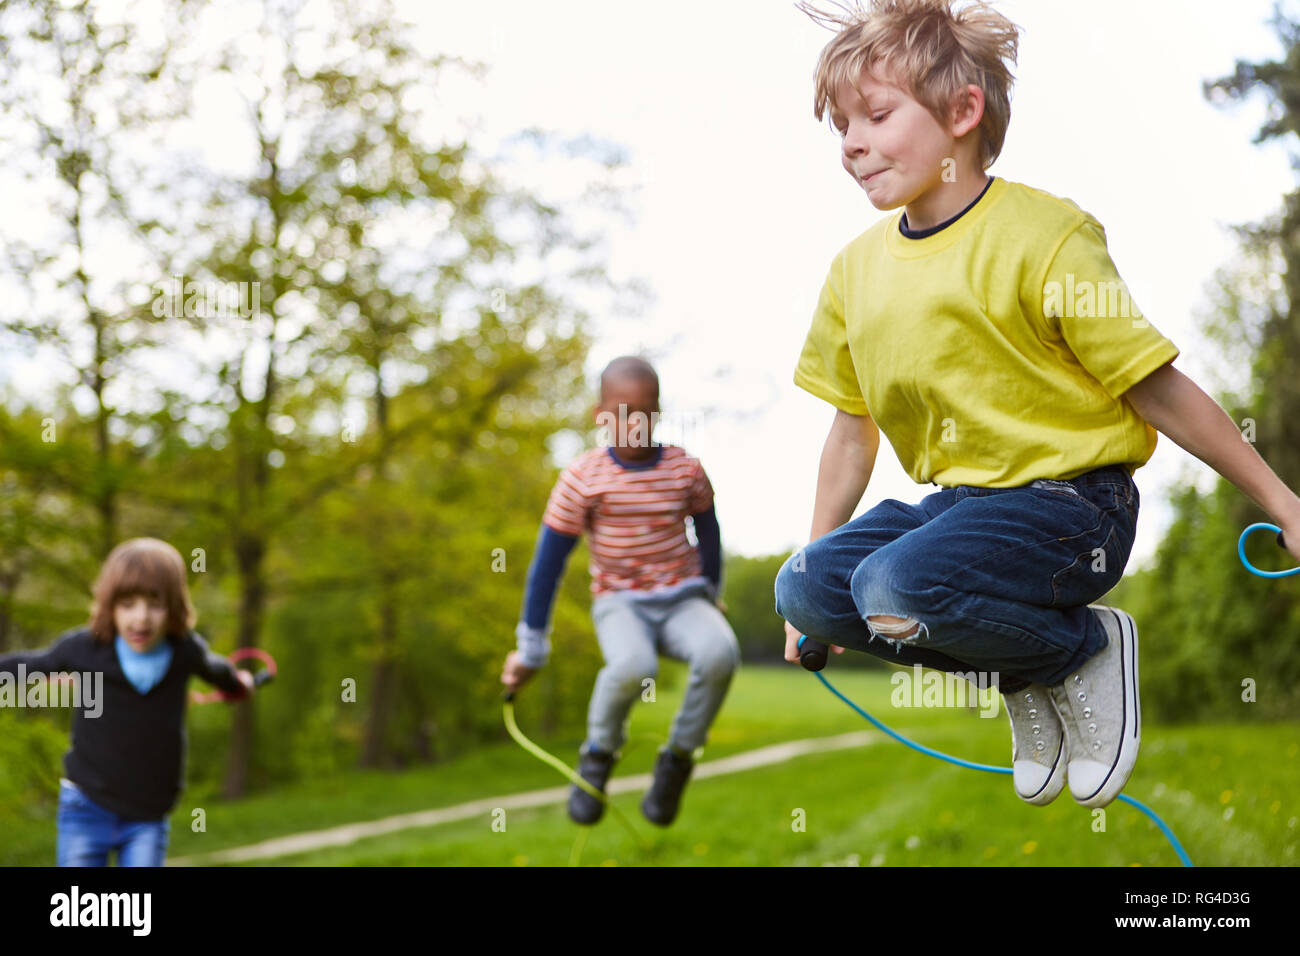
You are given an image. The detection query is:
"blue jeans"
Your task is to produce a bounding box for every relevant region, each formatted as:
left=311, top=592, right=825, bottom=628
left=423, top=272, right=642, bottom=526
left=56, top=779, right=170, bottom=867
left=774, top=465, right=1140, bottom=693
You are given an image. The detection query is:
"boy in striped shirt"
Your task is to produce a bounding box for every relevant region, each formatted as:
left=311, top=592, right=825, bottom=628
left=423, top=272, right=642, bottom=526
left=501, top=356, right=741, bottom=826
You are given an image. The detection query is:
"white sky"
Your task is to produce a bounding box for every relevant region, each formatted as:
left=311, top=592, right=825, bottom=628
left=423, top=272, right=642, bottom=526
left=2, top=0, right=1295, bottom=572
left=416, top=0, right=1297, bottom=568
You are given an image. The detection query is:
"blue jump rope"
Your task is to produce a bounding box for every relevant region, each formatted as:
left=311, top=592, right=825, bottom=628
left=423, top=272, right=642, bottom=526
left=797, top=522, right=1293, bottom=868
left=506, top=524, right=1293, bottom=865
left=1238, top=523, right=1297, bottom=578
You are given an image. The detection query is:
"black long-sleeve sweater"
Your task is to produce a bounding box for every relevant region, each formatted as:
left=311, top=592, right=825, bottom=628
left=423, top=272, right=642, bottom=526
left=0, top=628, right=246, bottom=820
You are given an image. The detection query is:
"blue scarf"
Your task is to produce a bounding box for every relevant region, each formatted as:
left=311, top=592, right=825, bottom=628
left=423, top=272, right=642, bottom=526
left=115, top=635, right=174, bottom=694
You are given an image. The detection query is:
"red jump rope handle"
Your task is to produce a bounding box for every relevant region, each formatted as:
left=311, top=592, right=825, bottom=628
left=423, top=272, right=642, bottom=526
left=191, top=648, right=277, bottom=704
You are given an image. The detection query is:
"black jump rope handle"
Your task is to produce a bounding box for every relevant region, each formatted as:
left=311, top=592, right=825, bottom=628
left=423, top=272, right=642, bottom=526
left=798, top=635, right=830, bottom=673
left=1280, top=530, right=1289, bottom=550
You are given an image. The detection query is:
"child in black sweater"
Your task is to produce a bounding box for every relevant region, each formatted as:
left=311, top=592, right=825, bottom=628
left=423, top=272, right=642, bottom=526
left=0, top=538, right=253, bottom=866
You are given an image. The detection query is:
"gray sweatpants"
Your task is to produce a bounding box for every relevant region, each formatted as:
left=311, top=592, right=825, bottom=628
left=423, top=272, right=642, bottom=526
left=586, top=578, right=741, bottom=755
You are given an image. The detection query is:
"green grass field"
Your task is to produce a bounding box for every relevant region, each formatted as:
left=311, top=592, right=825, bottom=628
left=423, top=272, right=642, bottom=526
left=7, top=664, right=1298, bottom=866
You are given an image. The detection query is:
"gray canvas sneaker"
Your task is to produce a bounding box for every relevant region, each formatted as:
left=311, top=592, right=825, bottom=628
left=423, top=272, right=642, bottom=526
left=1002, top=683, right=1067, bottom=805
left=1049, top=605, right=1141, bottom=808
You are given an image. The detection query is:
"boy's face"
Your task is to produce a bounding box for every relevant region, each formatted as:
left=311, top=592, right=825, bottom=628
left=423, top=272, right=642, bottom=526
left=594, top=377, right=659, bottom=458
left=830, top=66, right=964, bottom=212
left=114, top=593, right=169, bottom=653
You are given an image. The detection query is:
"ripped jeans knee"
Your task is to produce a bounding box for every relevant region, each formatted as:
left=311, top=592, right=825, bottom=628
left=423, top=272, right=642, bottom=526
left=852, top=551, right=933, bottom=647
left=866, top=613, right=929, bottom=643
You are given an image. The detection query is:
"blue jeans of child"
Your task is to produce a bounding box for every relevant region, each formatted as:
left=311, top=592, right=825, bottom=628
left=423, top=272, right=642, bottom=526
left=586, top=578, right=740, bottom=755
left=774, top=464, right=1139, bottom=694
left=56, top=779, right=170, bottom=867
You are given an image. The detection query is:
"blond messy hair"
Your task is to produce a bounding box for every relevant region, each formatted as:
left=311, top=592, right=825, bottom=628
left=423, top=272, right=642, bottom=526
left=798, top=0, right=1020, bottom=170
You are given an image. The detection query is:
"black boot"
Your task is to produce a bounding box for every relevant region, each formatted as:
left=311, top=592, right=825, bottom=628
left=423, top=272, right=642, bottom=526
left=641, top=747, right=694, bottom=826
left=567, top=746, right=617, bottom=825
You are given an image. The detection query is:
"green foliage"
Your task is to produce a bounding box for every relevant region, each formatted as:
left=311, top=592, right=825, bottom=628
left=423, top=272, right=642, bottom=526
left=720, top=553, right=787, bottom=663
left=0, top=709, right=66, bottom=864
left=1110, top=479, right=1300, bottom=722
left=1103, top=13, right=1300, bottom=724
left=0, top=0, right=640, bottom=804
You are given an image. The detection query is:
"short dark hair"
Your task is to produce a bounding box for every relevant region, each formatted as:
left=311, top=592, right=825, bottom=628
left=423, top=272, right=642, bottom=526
left=599, top=356, right=659, bottom=403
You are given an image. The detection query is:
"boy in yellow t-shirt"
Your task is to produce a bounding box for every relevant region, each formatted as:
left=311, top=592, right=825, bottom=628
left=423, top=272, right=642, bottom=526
left=776, top=0, right=1300, bottom=810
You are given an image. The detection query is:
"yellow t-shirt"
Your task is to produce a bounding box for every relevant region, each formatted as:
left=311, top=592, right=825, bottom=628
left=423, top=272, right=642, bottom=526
left=793, top=176, right=1180, bottom=488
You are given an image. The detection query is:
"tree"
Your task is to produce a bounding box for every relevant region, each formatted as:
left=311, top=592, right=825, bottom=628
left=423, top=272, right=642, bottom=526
left=138, top=0, right=633, bottom=789
left=0, top=0, right=199, bottom=561
left=0, top=0, right=640, bottom=795
left=1107, top=3, right=1300, bottom=721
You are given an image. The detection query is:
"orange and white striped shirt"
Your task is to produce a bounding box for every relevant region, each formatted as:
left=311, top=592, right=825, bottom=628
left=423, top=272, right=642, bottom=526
left=542, top=444, right=715, bottom=595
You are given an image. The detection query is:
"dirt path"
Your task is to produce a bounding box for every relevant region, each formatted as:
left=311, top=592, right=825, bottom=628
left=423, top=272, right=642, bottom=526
left=168, top=730, right=880, bottom=865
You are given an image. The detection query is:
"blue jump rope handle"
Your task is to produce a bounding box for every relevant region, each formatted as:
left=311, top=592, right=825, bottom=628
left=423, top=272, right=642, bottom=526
left=1238, top=523, right=1298, bottom=578
left=797, top=634, right=830, bottom=672
left=253, top=669, right=275, bottom=688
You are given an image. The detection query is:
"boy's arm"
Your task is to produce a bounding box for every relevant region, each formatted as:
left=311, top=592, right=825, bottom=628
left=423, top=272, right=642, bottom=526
left=811, top=409, right=881, bottom=538
left=1125, top=360, right=1300, bottom=557
left=515, top=523, right=580, bottom=668
left=186, top=633, right=251, bottom=698
left=685, top=459, right=723, bottom=601
left=0, top=632, right=78, bottom=675
left=782, top=409, right=880, bottom=663
left=690, top=505, right=723, bottom=600
left=514, top=459, right=591, bottom=671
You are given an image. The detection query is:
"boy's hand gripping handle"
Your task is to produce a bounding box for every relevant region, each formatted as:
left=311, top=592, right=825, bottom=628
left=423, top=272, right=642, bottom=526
left=797, top=634, right=829, bottom=672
